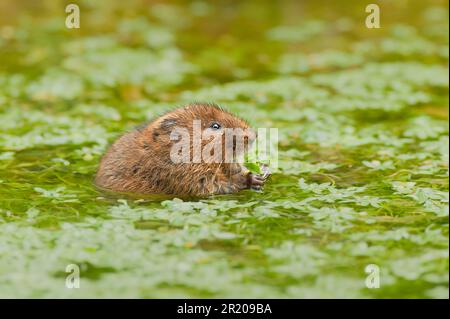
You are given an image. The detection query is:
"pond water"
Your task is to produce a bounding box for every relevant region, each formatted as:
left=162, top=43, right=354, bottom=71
left=0, top=0, right=448, bottom=298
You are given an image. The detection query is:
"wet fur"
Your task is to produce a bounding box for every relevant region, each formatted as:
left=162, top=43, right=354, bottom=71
left=95, top=103, right=261, bottom=195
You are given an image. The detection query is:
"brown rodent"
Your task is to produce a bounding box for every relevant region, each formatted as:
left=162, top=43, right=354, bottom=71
left=95, top=103, right=268, bottom=196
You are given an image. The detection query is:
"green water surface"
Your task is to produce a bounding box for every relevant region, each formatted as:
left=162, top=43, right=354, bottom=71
left=0, top=0, right=448, bottom=298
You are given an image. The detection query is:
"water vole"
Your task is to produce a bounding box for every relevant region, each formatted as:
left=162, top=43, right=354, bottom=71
left=95, top=103, right=269, bottom=195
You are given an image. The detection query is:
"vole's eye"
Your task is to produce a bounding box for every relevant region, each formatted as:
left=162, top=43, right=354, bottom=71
left=210, top=122, right=221, bottom=130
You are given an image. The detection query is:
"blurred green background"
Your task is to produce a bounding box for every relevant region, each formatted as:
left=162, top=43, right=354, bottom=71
left=0, top=0, right=448, bottom=298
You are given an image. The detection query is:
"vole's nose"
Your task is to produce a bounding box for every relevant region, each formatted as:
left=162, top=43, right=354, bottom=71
left=248, top=128, right=257, bottom=142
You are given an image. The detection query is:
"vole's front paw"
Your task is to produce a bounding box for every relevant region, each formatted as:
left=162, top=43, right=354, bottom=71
left=247, top=173, right=265, bottom=190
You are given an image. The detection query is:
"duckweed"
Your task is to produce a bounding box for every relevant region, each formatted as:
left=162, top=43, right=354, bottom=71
left=0, top=0, right=448, bottom=298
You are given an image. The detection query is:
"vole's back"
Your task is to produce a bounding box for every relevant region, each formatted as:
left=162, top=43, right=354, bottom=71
left=95, top=130, right=151, bottom=193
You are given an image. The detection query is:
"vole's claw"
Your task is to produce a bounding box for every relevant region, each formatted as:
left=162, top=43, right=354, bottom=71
left=254, top=175, right=264, bottom=185
left=251, top=185, right=262, bottom=191
left=252, top=174, right=265, bottom=185
left=247, top=173, right=265, bottom=190
left=260, top=164, right=271, bottom=180
left=262, top=172, right=271, bottom=180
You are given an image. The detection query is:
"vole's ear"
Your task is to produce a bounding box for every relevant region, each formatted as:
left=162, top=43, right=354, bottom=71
left=160, top=118, right=178, bottom=131
left=152, top=117, right=178, bottom=141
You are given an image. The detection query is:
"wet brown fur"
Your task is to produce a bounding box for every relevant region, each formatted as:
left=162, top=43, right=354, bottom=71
left=95, top=103, right=262, bottom=196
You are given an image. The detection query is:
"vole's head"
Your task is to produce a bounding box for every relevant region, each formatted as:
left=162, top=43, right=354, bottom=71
left=148, top=103, right=256, bottom=163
